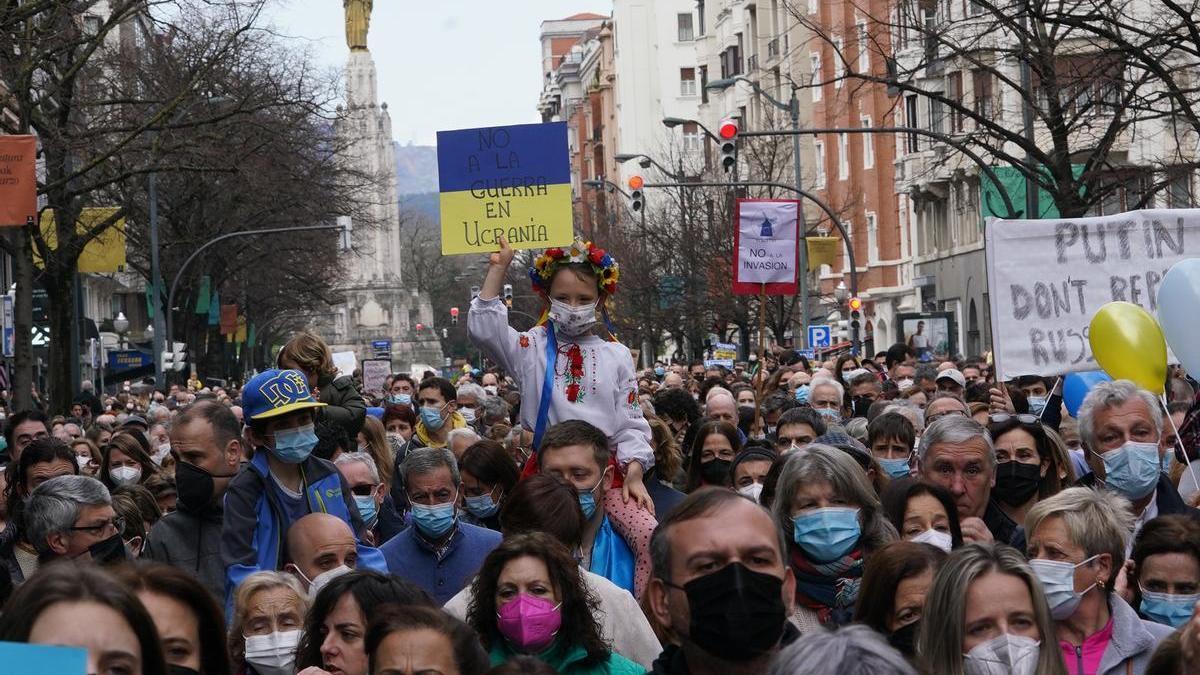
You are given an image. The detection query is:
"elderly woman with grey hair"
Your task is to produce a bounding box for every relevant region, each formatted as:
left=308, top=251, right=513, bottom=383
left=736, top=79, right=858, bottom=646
left=771, top=444, right=897, bottom=632
left=1026, top=487, right=1172, bottom=675
left=919, top=542, right=1066, bottom=675
left=768, top=624, right=916, bottom=675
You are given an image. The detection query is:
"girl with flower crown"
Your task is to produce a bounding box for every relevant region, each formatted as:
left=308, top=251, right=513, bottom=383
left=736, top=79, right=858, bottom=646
left=468, top=236, right=657, bottom=594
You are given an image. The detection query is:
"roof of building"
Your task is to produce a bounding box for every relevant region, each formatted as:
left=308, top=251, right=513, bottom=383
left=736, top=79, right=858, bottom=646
left=562, top=12, right=608, bottom=21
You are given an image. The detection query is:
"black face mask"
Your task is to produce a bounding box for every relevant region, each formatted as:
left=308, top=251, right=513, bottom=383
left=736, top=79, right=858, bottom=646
left=993, top=461, right=1042, bottom=507
left=671, top=561, right=787, bottom=661
left=888, top=620, right=919, bottom=657
left=176, top=460, right=237, bottom=513
left=87, top=532, right=128, bottom=566
left=699, top=458, right=732, bottom=486
left=851, top=396, right=874, bottom=418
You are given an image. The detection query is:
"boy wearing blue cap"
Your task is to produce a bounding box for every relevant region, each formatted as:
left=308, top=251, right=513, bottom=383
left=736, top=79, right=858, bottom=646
left=220, top=368, right=385, bottom=614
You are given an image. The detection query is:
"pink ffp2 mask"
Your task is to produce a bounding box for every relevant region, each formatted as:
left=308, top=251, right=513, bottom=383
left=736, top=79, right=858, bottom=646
left=496, top=593, right=562, bottom=652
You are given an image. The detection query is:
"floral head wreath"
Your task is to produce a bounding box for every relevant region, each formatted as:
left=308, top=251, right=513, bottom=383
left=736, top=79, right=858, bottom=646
left=528, top=240, right=619, bottom=296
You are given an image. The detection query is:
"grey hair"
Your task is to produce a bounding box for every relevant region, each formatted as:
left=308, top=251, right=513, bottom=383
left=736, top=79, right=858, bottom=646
left=768, top=624, right=916, bottom=675
left=334, top=451, right=381, bottom=484
left=1025, top=486, right=1134, bottom=591
left=456, top=382, right=486, bottom=400
left=918, top=543, right=1064, bottom=675
left=917, top=415, right=994, bottom=468
left=481, top=395, right=511, bottom=420
left=771, top=444, right=896, bottom=553
left=25, top=475, right=112, bottom=555
left=1078, top=378, right=1163, bottom=451
left=884, top=402, right=925, bottom=433
left=845, top=417, right=869, bottom=443
left=400, top=446, right=460, bottom=486
left=810, top=376, right=845, bottom=403
left=447, top=427, right=480, bottom=446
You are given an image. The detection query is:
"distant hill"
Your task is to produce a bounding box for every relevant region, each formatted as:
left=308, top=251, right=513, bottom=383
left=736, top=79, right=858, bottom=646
left=400, top=192, right=439, bottom=223
left=394, top=142, right=438, bottom=195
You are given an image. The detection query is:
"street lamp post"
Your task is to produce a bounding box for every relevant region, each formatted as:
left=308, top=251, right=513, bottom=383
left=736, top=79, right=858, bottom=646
left=706, top=76, right=811, bottom=350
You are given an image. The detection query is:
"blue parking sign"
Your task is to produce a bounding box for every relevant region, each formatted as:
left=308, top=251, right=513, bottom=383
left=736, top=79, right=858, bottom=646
left=808, top=324, right=831, bottom=349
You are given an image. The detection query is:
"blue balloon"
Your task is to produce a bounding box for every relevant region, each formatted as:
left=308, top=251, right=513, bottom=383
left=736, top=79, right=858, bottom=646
left=1063, top=370, right=1112, bottom=418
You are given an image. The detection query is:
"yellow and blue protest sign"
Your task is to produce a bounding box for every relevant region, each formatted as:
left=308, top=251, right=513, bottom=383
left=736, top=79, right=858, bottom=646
left=437, top=121, right=574, bottom=255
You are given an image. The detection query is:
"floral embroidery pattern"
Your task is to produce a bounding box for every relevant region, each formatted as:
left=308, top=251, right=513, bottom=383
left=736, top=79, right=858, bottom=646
left=558, top=344, right=585, bottom=403
left=519, top=335, right=530, bottom=349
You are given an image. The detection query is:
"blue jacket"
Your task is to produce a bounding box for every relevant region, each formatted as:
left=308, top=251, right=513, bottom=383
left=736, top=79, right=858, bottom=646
left=220, top=451, right=386, bottom=615
left=380, top=520, right=501, bottom=604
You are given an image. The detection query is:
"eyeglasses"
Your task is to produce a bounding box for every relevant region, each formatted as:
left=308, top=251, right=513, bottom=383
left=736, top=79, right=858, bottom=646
left=925, top=409, right=968, bottom=423
left=349, top=483, right=378, bottom=497
left=990, top=413, right=1040, bottom=425
left=69, top=516, right=124, bottom=537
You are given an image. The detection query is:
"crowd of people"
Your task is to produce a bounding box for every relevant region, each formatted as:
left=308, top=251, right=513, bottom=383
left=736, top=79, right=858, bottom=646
left=1, top=236, right=1200, bottom=674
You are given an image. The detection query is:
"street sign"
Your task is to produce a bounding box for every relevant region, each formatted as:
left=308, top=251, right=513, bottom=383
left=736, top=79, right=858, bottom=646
left=2, top=294, right=12, bottom=357
left=107, top=349, right=152, bottom=372
left=808, top=324, right=832, bottom=349
left=371, top=339, right=391, bottom=358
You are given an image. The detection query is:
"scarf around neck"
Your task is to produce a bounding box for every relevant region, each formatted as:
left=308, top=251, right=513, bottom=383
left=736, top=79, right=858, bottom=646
left=789, top=543, right=863, bottom=626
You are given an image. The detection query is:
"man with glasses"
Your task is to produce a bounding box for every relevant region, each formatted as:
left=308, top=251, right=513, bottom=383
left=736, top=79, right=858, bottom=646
left=24, top=474, right=121, bottom=566
left=380, top=446, right=500, bottom=603
left=334, top=451, right=404, bottom=543
left=4, top=410, right=50, bottom=463
left=923, top=392, right=971, bottom=424
left=917, top=415, right=1026, bottom=549
left=774, top=407, right=827, bottom=454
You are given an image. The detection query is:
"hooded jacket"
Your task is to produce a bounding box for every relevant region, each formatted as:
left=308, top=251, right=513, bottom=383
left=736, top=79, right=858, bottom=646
left=219, top=450, right=385, bottom=614
left=143, top=496, right=225, bottom=600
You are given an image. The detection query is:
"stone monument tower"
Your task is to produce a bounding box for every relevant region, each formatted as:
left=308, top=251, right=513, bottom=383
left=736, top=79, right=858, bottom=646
left=322, top=1, right=443, bottom=373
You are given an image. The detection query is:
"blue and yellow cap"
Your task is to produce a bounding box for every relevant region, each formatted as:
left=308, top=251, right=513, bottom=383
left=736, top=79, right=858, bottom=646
left=242, top=368, right=327, bottom=421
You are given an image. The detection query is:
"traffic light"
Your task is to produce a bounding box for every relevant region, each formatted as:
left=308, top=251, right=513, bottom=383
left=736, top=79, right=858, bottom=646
left=415, top=323, right=424, bottom=332
left=450, top=307, right=459, bottom=325
left=848, top=296, right=863, bottom=354
left=718, top=116, right=739, bottom=172
left=161, top=342, right=187, bottom=372
left=629, top=175, right=644, bottom=212
left=502, top=283, right=513, bottom=307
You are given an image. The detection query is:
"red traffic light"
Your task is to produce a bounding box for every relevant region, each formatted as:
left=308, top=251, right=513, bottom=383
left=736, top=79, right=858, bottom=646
left=718, top=117, right=739, bottom=140
left=628, top=175, right=644, bottom=190
left=847, top=296, right=863, bottom=312
left=450, top=307, right=460, bottom=317
left=415, top=323, right=424, bottom=331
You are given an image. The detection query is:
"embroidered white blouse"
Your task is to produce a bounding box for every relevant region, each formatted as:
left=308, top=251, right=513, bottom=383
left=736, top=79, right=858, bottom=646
left=468, top=295, right=655, bottom=471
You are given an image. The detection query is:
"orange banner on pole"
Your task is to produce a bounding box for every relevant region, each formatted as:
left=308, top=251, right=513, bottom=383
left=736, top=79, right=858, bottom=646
left=0, top=136, right=38, bottom=227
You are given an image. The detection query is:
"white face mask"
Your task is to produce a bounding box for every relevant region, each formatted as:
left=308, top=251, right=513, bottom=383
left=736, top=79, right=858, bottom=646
left=76, top=455, right=91, bottom=471
left=549, top=298, right=598, bottom=337
left=151, top=443, right=172, bottom=465
left=484, top=385, right=498, bottom=395
left=895, top=378, right=915, bottom=390
left=1029, top=555, right=1099, bottom=619
left=737, top=482, right=764, bottom=503
left=109, top=465, right=142, bottom=486
left=963, top=633, right=1041, bottom=675
left=460, top=407, right=477, bottom=423
left=243, top=629, right=301, bottom=675
left=299, top=564, right=352, bottom=599
left=910, top=528, right=952, bottom=553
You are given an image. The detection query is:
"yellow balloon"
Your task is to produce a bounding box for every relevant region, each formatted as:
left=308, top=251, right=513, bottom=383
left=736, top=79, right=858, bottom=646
left=1088, top=301, right=1166, bottom=395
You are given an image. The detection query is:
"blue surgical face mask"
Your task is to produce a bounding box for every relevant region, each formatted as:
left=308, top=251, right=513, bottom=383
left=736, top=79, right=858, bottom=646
left=270, top=424, right=317, bottom=464
left=1098, top=441, right=1161, bottom=501
left=410, top=497, right=457, bottom=538
left=1139, top=588, right=1200, bottom=628
left=577, top=470, right=608, bottom=520
left=654, top=367, right=666, bottom=377
left=387, top=393, right=411, bottom=406
left=420, top=404, right=446, bottom=431
left=815, top=406, right=842, bottom=423
left=879, top=456, right=912, bottom=479
left=464, top=491, right=501, bottom=519
left=353, top=494, right=378, bottom=527
left=792, top=507, right=861, bottom=562
left=1027, top=396, right=1048, bottom=416
left=794, top=385, right=810, bottom=403
left=1029, top=555, right=1099, bottom=620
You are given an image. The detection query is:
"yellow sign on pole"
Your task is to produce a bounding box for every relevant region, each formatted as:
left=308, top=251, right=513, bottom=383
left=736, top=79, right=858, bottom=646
left=806, top=236, right=840, bottom=270
left=35, top=207, right=127, bottom=273
left=436, top=122, right=574, bottom=255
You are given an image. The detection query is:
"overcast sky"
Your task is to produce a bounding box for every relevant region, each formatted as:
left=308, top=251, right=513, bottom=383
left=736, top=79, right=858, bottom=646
left=265, top=0, right=607, bottom=146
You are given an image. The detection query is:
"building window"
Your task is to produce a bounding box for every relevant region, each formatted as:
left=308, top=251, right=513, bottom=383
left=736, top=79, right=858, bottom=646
left=810, top=53, right=822, bottom=101
left=905, top=95, right=921, bottom=152
left=857, top=21, right=870, bottom=72
left=861, top=116, right=874, bottom=168
left=972, top=70, right=994, bottom=121
left=682, top=122, right=703, bottom=153
left=82, top=14, right=102, bottom=36
left=1168, top=169, right=1195, bottom=208
left=680, top=68, right=697, bottom=96
left=838, top=133, right=850, bottom=179
left=697, top=0, right=706, bottom=36
left=947, top=72, right=964, bottom=132
left=814, top=140, right=827, bottom=187
left=929, top=97, right=945, bottom=135
left=809, top=0, right=818, bottom=14
left=833, top=38, right=845, bottom=86
left=866, top=212, right=879, bottom=264
left=699, top=65, right=709, bottom=104
left=678, top=13, right=695, bottom=42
